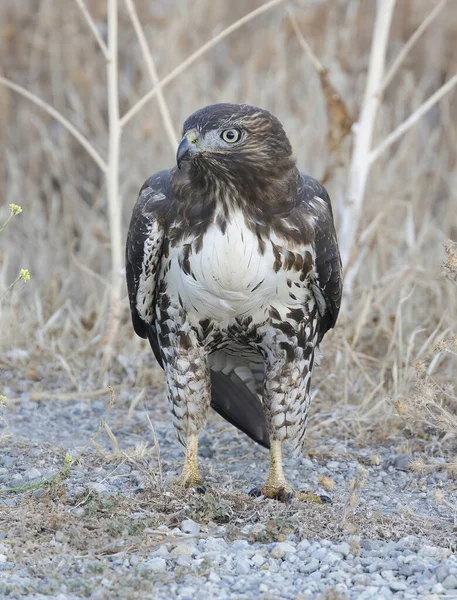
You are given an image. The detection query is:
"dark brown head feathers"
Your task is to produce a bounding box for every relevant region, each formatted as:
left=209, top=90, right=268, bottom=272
left=172, top=103, right=298, bottom=218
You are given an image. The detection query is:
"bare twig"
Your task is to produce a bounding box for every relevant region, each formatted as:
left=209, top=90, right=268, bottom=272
left=145, top=411, right=163, bottom=486
left=71, top=240, right=110, bottom=286
left=75, top=0, right=109, bottom=59
left=7, top=385, right=124, bottom=404
left=338, top=0, right=396, bottom=289
left=120, top=0, right=286, bottom=128
left=341, top=470, right=368, bottom=529
left=102, top=0, right=123, bottom=351
left=287, top=8, right=324, bottom=73
left=73, top=385, right=117, bottom=464
left=379, top=0, right=447, bottom=94
left=288, top=8, right=353, bottom=180
left=0, top=76, right=107, bottom=172
left=369, top=73, right=457, bottom=164
left=124, top=0, right=178, bottom=152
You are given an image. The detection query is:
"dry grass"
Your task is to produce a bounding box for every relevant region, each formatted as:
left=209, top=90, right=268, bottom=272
left=393, top=240, right=457, bottom=441
left=0, top=0, right=457, bottom=438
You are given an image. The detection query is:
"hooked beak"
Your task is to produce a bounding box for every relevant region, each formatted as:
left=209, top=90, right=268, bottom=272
left=176, top=130, right=199, bottom=169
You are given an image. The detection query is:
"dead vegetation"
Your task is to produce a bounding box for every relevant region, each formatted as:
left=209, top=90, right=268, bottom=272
left=2, top=450, right=455, bottom=568
left=394, top=240, right=457, bottom=423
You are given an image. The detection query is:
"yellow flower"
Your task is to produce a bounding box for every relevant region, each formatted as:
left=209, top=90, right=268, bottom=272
left=9, top=204, right=22, bottom=216
left=20, top=269, right=30, bottom=281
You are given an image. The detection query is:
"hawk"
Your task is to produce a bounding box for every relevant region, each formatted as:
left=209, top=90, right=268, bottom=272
left=126, top=103, right=342, bottom=501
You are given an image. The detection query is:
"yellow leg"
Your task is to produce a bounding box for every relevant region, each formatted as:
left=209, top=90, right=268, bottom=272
left=179, top=434, right=203, bottom=489
left=262, top=440, right=292, bottom=498
left=255, top=440, right=331, bottom=504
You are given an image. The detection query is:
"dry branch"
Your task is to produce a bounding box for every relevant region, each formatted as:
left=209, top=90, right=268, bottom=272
left=0, top=76, right=107, bottom=172
left=75, top=0, right=109, bottom=59
left=103, top=0, right=123, bottom=351
left=369, top=73, right=457, bottom=164
left=120, top=0, right=286, bottom=127
left=124, top=0, right=178, bottom=152
left=338, top=0, right=396, bottom=284
left=288, top=9, right=353, bottom=181
left=7, top=385, right=123, bottom=404
left=379, top=0, right=447, bottom=94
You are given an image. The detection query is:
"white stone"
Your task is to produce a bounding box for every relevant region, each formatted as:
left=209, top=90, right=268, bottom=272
left=172, top=544, right=194, bottom=557
left=270, top=542, right=297, bottom=559
left=442, top=574, right=457, bottom=590
left=389, top=581, right=407, bottom=591
left=90, top=483, right=108, bottom=494
left=145, top=557, right=167, bottom=571
left=332, top=542, right=351, bottom=557
left=251, top=553, right=266, bottom=567
left=181, top=519, right=200, bottom=535
left=236, top=558, right=251, bottom=574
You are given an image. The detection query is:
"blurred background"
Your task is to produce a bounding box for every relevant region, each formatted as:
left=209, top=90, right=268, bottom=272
left=1, top=0, right=456, bottom=434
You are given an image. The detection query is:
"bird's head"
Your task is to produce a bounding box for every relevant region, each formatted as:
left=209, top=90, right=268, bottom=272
left=176, top=103, right=296, bottom=182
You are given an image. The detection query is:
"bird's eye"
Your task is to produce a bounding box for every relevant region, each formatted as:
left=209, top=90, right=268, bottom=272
left=221, top=129, right=241, bottom=143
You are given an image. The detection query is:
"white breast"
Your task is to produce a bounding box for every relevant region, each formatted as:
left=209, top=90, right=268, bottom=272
left=162, top=210, right=312, bottom=323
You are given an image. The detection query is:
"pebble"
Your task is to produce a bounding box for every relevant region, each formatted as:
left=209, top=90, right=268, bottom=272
left=181, top=519, right=200, bottom=535
left=436, top=564, right=449, bottom=582
left=176, top=555, right=192, bottom=567
left=300, top=558, right=320, bottom=574
left=235, top=558, right=251, bottom=574
left=270, top=542, right=297, bottom=559
left=390, top=581, right=407, bottom=591
left=393, top=455, right=412, bottom=471
left=251, top=553, right=265, bottom=567
left=332, top=542, right=351, bottom=557
left=89, top=482, right=109, bottom=494
left=144, top=557, right=167, bottom=571
left=442, top=574, right=457, bottom=589
left=172, top=544, right=194, bottom=557
left=151, top=546, right=170, bottom=558
left=24, top=467, right=42, bottom=480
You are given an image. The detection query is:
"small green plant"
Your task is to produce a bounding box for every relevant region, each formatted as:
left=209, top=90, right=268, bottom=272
left=0, top=452, right=72, bottom=494
left=1, top=204, right=31, bottom=410
left=0, top=203, right=31, bottom=301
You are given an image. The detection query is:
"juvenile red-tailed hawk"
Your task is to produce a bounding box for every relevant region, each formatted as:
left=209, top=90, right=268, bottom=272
left=126, top=103, right=342, bottom=501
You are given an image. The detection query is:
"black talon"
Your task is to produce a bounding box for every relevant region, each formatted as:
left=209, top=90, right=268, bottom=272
left=248, top=487, right=262, bottom=498
left=283, top=491, right=294, bottom=504
left=197, top=485, right=206, bottom=495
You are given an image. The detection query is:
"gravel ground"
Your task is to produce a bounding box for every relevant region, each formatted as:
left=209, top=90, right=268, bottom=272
left=1, top=386, right=457, bottom=600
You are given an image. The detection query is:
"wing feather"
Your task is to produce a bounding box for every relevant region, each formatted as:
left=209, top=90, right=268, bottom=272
left=298, top=174, right=343, bottom=340
left=126, top=173, right=170, bottom=364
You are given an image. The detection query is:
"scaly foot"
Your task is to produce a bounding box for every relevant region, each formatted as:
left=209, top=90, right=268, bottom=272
left=178, top=470, right=207, bottom=494
left=177, top=434, right=207, bottom=494
left=248, top=486, right=332, bottom=504
left=249, top=441, right=331, bottom=503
